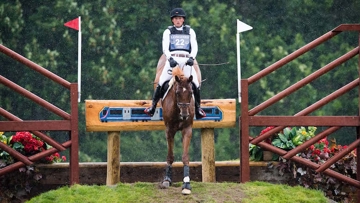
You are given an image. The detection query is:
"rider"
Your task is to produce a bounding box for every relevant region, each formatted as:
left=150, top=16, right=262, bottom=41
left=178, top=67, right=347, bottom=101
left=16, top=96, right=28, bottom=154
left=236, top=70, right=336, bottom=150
left=144, top=8, right=206, bottom=119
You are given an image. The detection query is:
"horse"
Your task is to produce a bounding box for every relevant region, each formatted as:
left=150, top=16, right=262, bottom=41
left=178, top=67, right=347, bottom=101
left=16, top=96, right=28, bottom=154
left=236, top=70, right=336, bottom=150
left=160, top=65, right=195, bottom=195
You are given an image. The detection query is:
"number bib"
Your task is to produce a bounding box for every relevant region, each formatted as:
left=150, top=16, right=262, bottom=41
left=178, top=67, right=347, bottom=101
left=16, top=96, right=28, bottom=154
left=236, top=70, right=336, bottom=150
left=169, top=34, right=191, bottom=52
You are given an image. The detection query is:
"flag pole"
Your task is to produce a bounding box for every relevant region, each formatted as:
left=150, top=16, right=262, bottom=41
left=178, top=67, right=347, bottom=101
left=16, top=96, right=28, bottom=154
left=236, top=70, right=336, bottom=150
left=236, top=20, right=253, bottom=103
left=236, top=31, right=241, bottom=103
left=78, top=16, right=81, bottom=103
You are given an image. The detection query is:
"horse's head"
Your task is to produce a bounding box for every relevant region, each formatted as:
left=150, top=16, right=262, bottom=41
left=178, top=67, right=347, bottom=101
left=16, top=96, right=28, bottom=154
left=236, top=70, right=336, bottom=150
left=175, top=75, right=194, bottom=120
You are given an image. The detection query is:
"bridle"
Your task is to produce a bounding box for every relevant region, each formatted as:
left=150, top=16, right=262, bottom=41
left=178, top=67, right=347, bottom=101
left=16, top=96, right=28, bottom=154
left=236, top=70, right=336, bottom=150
left=175, top=83, right=192, bottom=114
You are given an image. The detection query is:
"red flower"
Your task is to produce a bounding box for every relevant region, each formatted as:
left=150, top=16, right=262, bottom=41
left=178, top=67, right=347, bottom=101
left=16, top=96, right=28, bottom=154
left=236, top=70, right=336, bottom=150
left=12, top=132, right=45, bottom=153
left=312, top=149, right=321, bottom=156
left=323, top=147, right=331, bottom=153
left=45, top=156, right=53, bottom=162
left=9, top=131, right=67, bottom=163
left=309, top=145, right=315, bottom=151
left=260, top=126, right=275, bottom=144
left=260, top=126, right=275, bottom=135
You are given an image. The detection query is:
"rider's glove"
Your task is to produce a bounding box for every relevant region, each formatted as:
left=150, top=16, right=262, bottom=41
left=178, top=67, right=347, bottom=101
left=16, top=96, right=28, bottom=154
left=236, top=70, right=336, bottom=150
left=169, top=57, right=178, bottom=68
left=185, top=57, right=194, bottom=66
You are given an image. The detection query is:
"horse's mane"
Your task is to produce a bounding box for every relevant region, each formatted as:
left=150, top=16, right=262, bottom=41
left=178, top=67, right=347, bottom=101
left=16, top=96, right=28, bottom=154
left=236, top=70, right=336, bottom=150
left=172, top=66, right=184, bottom=79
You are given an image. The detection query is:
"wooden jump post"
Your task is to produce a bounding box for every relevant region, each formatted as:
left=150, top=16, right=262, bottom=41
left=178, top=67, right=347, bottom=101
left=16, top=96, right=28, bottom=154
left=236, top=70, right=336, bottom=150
left=85, top=99, right=236, bottom=185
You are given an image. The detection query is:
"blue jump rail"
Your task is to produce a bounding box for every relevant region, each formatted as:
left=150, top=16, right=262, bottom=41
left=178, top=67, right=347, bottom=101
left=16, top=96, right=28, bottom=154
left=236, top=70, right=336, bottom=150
left=99, top=106, right=223, bottom=122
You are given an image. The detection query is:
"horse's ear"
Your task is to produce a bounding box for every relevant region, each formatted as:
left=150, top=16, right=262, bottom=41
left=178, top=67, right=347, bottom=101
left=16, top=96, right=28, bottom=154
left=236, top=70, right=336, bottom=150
left=175, top=75, right=181, bottom=82
left=188, top=75, right=193, bottom=83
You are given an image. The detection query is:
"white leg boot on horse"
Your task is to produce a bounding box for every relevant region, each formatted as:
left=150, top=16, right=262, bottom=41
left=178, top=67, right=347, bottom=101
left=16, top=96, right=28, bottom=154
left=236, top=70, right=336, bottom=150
left=182, top=165, right=192, bottom=195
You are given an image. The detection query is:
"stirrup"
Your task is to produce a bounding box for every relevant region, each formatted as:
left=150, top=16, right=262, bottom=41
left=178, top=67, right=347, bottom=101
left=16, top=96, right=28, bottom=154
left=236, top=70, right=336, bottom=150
left=144, top=107, right=155, bottom=116
left=196, top=108, right=206, bottom=119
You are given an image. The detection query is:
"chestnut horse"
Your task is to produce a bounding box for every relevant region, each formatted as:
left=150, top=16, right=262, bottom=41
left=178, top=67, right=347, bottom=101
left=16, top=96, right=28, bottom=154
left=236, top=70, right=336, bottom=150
left=160, top=65, right=195, bottom=195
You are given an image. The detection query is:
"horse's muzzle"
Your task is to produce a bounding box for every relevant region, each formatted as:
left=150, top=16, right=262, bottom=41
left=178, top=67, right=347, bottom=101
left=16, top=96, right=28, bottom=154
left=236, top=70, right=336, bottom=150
left=178, top=103, right=190, bottom=120
left=180, top=114, right=189, bottom=120
left=179, top=109, right=190, bottom=120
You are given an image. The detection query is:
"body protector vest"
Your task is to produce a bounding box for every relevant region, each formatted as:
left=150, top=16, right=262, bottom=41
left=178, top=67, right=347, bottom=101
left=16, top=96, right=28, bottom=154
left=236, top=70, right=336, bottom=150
left=168, top=25, right=191, bottom=52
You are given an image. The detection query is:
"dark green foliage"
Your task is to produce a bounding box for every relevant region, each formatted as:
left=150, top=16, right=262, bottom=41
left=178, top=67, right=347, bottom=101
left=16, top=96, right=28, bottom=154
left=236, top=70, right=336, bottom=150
left=1, top=0, right=360, bottom=162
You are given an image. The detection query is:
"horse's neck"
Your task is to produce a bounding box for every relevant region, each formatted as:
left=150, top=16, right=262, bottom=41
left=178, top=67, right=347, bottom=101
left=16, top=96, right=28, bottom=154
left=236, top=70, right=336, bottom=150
left=168, top=84, right=177, bottom=105
left=161, top=88, right=178, bottom=120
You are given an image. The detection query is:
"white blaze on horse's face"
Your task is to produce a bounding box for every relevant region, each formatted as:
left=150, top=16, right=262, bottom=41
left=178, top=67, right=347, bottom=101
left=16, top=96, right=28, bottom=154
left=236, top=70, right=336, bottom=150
left=183, top=87, right=186, bottom=92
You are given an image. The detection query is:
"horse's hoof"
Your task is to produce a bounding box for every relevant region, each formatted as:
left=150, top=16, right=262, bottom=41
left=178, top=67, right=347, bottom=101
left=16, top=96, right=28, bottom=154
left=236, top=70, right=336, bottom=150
left=182, top=188, right=191, bottom=195
left=162, top=181, right=170, bottom=188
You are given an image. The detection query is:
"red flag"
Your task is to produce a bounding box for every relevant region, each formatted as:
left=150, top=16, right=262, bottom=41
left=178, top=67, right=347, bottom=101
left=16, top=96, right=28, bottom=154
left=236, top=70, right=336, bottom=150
left=64, top=18, right=79, bottom=31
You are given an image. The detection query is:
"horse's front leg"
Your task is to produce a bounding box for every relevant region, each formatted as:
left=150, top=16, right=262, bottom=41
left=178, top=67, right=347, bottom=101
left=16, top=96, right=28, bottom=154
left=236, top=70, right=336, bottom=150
left=181, top=127, right=193, bottom=195
left=162, top=127, right=175, bottom=188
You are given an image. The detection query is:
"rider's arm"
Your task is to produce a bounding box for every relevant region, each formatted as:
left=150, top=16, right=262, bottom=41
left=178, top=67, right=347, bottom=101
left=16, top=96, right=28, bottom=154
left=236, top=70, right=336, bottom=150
left=162, top=29, right=171, bottom=59
left=189, top=28, right=198, bottom=58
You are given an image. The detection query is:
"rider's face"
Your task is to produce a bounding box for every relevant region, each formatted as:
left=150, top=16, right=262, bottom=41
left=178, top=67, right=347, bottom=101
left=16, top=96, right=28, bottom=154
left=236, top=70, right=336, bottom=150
left=172, top=17, right=184, bottom=28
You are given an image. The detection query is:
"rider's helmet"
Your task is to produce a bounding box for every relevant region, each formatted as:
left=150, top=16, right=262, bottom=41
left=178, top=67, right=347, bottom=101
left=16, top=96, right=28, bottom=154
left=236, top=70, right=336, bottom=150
left=170, top=8, right=186, bottom=19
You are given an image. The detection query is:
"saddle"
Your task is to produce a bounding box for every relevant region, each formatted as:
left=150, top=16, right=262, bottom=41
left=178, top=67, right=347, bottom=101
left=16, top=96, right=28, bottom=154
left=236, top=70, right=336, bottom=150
left=154, top=54, right=202, bottom=90
left=161, top=79, right=196, bottom=101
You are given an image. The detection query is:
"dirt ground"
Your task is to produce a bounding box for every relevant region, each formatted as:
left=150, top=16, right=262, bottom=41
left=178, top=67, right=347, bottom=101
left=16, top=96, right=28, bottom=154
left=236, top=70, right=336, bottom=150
left=154, top=182, right=247, bottom=203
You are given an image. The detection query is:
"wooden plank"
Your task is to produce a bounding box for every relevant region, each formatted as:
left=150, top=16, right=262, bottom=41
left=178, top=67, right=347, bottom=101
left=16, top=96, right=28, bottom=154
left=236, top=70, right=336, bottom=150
left=0, top=120, right=71, bottom=131
left=248, top=116, right=360, bottom=126
left=85, top=99, right=236, bottom=132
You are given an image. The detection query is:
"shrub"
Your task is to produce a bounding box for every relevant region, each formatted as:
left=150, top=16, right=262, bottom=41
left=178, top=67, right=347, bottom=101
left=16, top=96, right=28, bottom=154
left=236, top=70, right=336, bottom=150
left=274, top=127, right=357, bottom=202
left=0, top=131, right=66, bottom=202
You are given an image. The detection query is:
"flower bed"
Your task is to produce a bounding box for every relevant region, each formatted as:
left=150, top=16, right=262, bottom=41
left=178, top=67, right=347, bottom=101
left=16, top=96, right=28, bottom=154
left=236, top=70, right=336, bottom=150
left=250, top=126, right=357, bottom=202
left=0, top=131, right=66, bottom=202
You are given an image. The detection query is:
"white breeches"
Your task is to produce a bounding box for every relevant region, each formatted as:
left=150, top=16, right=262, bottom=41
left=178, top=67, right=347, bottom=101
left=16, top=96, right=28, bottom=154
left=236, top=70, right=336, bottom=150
left=158, top=56, right=200, bottom=88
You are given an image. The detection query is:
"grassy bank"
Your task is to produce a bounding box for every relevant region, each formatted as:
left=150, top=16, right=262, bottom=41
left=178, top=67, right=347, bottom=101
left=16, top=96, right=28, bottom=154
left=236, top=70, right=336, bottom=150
left=27, top=181, right=327, bottom=203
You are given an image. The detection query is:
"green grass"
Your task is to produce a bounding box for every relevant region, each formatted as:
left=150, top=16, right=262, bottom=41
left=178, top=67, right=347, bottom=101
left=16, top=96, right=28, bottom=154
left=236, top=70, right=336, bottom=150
left=26, top=181, right=328, bottom=203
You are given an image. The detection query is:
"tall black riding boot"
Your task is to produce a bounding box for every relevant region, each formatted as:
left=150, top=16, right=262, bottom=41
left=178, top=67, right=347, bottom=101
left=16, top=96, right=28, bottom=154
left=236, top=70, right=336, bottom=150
left=194, top=87, right=206, bottom=119
left=144, top=85, right=162, bottom=116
